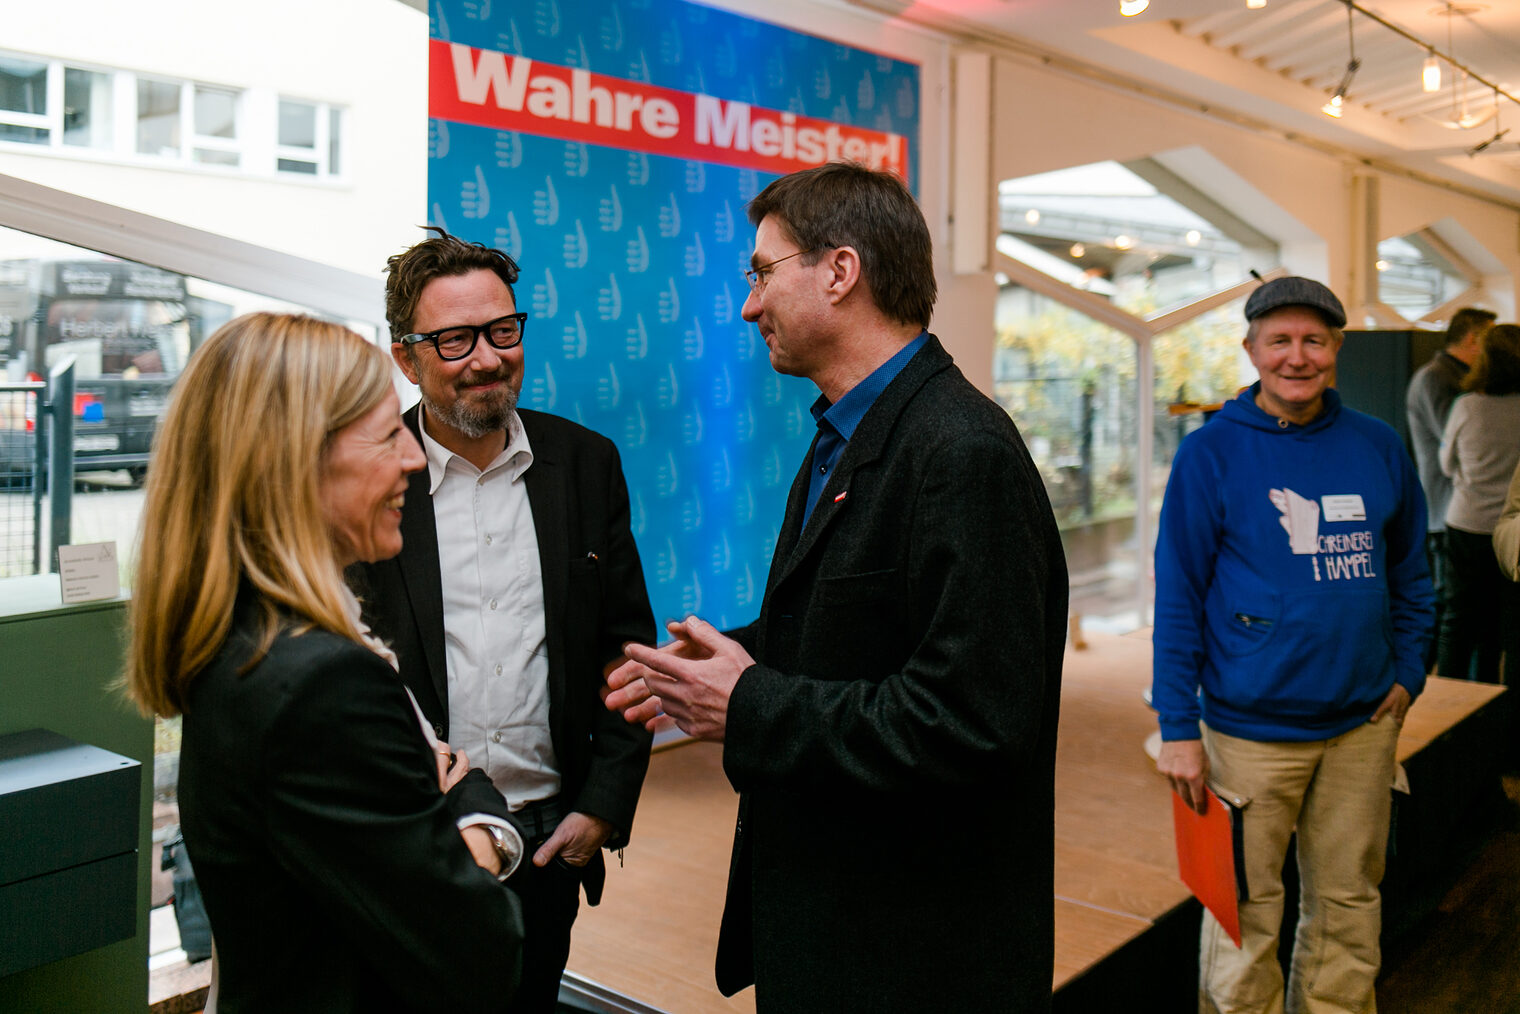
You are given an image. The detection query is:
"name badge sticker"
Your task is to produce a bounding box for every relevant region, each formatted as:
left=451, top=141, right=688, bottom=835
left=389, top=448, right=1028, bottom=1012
left=1321, top=494, right=1366, bottom=523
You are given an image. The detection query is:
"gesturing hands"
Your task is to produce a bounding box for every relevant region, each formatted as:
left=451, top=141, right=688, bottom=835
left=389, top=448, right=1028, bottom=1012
left=604, top=616, right=754, bottom=742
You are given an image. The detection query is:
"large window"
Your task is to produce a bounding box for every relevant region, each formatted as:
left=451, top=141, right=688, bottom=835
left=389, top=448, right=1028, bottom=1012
left=0, top=223, right=377, bottom=582
left=1150, top=298, right=1256, bottom=513
left=995, top=157, right=1284, bottom=628
left=1377, top=231, right=1474, bottom=321
left=995, top=287, right=1141, bottom=620
left=999, top=160, right=1275, bottom=317
left=0, top=49, right=345, bottom=180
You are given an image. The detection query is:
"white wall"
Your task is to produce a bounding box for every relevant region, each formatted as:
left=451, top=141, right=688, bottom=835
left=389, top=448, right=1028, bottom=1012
left=1, top=0, right=429, bottom=279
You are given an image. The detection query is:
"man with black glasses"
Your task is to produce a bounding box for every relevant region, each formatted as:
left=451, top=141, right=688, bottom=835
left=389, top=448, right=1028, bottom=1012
left=352, top=228, right=655, bottom=1012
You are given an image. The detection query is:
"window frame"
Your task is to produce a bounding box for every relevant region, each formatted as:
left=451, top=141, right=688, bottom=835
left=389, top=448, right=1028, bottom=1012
left=0, top=49, right=345, bottom=182
left=0, top=54, right=57, bottom=146
left=275, top=96, right=343, bottom=179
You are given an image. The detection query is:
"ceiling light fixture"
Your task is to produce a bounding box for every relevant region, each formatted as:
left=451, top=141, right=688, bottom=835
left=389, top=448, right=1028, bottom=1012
left=1321, top=1, right=1361, bottom=120
left=1467, top=127, right=1509, bottom=156
left=1423, top=51, right=1441, bottom=92
left=1024, top=208, right=1041, bottom=225
left=1328, top=2, right=1519, bottom=134
left=1375, top=259, right=1391, bottom=271
left=1441, top=71, right=1497, bottom=130
left=1468, top=95, right=1507, bottom=156
left=1070, top=243, right=1086, bottom=258
left=1119, top=0, right=1149, bottom=17
left=1185, top=230, right=1202, bottom=246
left=1247, top=0, right=1266, bottom=8
left=1113, top=234, right=1135, bottom=250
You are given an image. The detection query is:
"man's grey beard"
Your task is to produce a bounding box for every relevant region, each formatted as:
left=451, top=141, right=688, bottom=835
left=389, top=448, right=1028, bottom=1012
left=422, top=384, right=517, bottom=440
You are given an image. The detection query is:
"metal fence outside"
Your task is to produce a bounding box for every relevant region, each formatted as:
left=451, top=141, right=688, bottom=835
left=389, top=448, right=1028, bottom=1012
left=0, top=380, right=45, bottom=578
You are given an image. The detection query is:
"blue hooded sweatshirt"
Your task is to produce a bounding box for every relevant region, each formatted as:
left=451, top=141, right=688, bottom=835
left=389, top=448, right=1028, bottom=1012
left=1152, top=384, right=1434, bottom=743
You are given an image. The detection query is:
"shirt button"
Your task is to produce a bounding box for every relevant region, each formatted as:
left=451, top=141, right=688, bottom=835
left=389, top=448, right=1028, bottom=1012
left=495, top=664, right=503, bottom=676
left=489, top=599, right=498, bottom=610
left=819, top=464, right=827, bottom=474
left=492, top=731, right=502, bottom=744
left=485, top=534, right=493, bottom=545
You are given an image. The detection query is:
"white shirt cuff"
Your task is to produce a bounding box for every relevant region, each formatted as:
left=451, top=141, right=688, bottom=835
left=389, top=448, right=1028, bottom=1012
left=457, top=813, right=524, bottom=880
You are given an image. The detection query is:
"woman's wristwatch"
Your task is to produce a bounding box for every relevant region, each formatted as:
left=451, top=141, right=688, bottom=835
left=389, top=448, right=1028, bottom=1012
left=481, top=823, right=522, bottom=882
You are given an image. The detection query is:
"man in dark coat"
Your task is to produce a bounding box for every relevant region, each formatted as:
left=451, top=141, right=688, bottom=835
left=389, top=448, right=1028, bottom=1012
left=608, top=163, right=1067, bottom=1012
left=351, top=229, right=655, bottom=1012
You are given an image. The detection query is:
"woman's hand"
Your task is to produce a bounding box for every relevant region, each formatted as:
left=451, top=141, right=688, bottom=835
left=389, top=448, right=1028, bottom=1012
left=460, top=825, right=502, bottom=876
left=434, top=743, right=471, bottom=793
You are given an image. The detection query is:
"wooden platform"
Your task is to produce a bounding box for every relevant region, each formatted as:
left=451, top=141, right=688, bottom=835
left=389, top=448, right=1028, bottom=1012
left=564, top=632, right=1508, bottom=1013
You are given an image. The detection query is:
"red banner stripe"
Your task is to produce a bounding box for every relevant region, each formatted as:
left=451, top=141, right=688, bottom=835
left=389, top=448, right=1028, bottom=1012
left=428, top=40, right=909, bottom=180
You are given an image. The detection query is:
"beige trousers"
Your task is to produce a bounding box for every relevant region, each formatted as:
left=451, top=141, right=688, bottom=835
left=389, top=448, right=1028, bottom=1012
left=1199, top=718, right=1400, bottom=1014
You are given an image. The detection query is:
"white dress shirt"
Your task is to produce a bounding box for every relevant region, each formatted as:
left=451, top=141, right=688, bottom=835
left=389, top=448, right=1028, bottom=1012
left=419, top=411, right=560, bottom=810
left=341, top=583, right=523, bottom=875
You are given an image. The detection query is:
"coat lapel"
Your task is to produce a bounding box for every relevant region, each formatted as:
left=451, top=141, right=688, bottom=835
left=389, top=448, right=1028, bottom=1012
left=519, top=411, right=568, bottom=718
left=398, top=405, right=450, bottom=714
left=769, top=337, right=953, bottom=591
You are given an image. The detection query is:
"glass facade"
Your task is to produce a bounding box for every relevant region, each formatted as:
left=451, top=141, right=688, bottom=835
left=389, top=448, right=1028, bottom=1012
left=995, top=159, right=1281, bottom=627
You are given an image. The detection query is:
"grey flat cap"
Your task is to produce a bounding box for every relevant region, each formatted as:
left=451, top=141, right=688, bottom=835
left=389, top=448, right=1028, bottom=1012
left=1244, top=276, right=1347, bottom=328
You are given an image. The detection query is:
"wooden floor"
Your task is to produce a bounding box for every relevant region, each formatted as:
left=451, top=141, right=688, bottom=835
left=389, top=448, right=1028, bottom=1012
left=566, top=632, right=1509, bottom=1012
left=151, top=632, right=1515, bottom=1014
left=1376, top=776, right=1520, bottom=1014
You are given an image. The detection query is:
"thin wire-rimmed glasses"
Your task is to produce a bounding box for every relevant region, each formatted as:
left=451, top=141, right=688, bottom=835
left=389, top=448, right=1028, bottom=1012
left=743, top=249, right=815, bottom=294
left=399, top=312, right=528, bottom=361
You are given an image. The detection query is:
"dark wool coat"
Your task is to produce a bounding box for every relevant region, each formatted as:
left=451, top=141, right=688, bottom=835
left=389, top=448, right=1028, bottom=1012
left=178, top=595, right=525, bottom=1013
left=717, top=336, right=1068, bottom=1012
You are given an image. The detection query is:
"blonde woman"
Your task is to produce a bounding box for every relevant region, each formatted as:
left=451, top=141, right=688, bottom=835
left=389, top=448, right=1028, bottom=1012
left=125, top=313, right=524, bottom=1013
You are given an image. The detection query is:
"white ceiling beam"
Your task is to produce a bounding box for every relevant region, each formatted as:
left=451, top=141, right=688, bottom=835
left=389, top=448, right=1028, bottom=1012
left=0, top=173, right=384, bottom=325
left=993, top=247, right=1151, bottom=342
left=1231, top=6, right=1345, bottom=60
left=1144, top=269, right=1287, bottom=333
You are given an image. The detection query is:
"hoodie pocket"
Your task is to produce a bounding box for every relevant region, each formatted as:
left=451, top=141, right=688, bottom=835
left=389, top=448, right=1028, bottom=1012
left=1209, top=595, right=1282, bottom=659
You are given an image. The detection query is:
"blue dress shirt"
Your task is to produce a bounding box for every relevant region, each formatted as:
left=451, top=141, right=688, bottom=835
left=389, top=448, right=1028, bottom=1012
left=801, top=331, right=929, bottom=528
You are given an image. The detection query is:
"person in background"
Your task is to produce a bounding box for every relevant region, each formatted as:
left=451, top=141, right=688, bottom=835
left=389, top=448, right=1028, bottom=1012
left=607, top=162, right=1068, bottom=1012
left=124, top=313, right=525, bottom=1013
left=1406, top=307, right=1495, bottom=670
left=1438, top=322, right=1520, bottom=683
left=351, top=229, right=656, bottom=1013
left=1154, top=277, right=1434, bottom=1014
left=1494, top=458, right=1520, bottom=584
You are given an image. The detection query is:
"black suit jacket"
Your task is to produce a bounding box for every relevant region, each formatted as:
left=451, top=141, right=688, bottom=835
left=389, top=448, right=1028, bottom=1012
left=350, top=406, right=655, bottom=902
left=178, top=593, right=525, bottom=1013
left=716, top=336, right=1068, bottom=1012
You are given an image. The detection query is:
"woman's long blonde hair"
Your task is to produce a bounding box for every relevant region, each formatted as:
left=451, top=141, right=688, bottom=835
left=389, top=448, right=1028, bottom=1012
left=124, top=312, right=394, bottom=717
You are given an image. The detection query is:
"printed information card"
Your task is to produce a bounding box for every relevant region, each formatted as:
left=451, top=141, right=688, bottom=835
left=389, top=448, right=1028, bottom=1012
left=57, top=541, right=121, bottom=604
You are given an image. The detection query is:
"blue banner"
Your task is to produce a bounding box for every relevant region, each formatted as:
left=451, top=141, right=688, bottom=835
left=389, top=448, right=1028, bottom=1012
left=430, top=0, right=921, bottom=627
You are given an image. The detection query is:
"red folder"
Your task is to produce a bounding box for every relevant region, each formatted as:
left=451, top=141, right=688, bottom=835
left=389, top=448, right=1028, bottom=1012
left=1172, top=786, right=1246, bottom=947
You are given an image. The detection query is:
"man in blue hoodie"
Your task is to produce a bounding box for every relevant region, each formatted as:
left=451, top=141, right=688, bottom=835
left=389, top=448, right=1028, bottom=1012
left=1153, top=277, right=1434, bottom=1014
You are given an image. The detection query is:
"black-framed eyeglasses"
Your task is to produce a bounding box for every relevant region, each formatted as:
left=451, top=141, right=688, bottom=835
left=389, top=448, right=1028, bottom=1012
left=743, top=249, right=815, bottom=294
left=400, top=313, right=528, bottom=361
